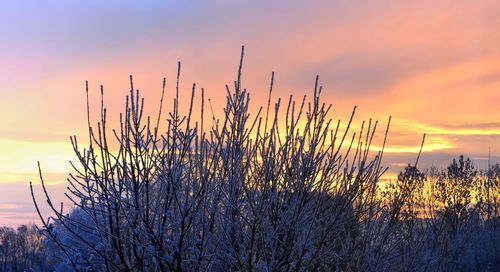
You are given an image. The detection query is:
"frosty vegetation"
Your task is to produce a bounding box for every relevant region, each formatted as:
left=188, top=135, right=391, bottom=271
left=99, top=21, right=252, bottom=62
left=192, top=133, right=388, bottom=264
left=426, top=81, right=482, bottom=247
left=15, top=48, right=500, bottom=271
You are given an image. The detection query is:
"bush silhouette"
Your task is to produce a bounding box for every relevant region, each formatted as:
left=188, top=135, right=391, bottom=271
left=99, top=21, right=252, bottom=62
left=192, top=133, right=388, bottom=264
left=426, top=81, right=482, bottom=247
left=30, top=48, right=500, bottom=271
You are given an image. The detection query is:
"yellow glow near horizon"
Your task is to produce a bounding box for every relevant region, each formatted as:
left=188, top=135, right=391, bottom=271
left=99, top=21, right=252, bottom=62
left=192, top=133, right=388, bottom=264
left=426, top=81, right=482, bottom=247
left=373, top=142, right=455, bottom=154
left=396, top=120, right=500, bottom=136
left=0, top=138, right=73, bottom=183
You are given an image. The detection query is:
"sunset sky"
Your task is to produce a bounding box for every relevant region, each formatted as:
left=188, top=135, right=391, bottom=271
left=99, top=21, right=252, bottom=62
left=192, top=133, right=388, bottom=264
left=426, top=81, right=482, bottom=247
left=1, top=0, right=500, bottom=226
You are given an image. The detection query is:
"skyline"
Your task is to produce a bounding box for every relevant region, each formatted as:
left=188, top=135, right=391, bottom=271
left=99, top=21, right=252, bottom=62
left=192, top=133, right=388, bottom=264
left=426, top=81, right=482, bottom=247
left=2, top=0, right=500, bottom=225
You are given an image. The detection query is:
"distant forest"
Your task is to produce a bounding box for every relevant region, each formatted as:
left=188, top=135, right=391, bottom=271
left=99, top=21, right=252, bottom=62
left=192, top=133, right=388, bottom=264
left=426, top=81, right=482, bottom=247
left=2, top=51, right=499, bottom=271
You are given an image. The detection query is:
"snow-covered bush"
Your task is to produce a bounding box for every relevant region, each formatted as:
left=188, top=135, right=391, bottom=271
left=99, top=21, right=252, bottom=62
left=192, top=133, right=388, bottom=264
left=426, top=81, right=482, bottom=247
left=31, top=48, right=499, bottom=271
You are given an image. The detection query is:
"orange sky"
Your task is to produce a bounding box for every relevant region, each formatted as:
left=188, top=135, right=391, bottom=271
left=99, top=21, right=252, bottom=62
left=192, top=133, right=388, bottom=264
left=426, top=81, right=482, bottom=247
left=1, top=0, right=500, bottom=226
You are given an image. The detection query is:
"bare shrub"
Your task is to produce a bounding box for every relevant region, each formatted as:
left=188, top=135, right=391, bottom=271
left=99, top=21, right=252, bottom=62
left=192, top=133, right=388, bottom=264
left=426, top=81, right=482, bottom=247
left=30, top=48, right=404, bottom=271
left=31, top=48, right=500, bottom=272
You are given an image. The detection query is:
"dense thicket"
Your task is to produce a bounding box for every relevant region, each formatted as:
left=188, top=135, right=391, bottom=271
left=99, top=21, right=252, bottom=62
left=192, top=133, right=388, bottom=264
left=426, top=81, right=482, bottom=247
left=25, top=49, right=499, bottom=271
